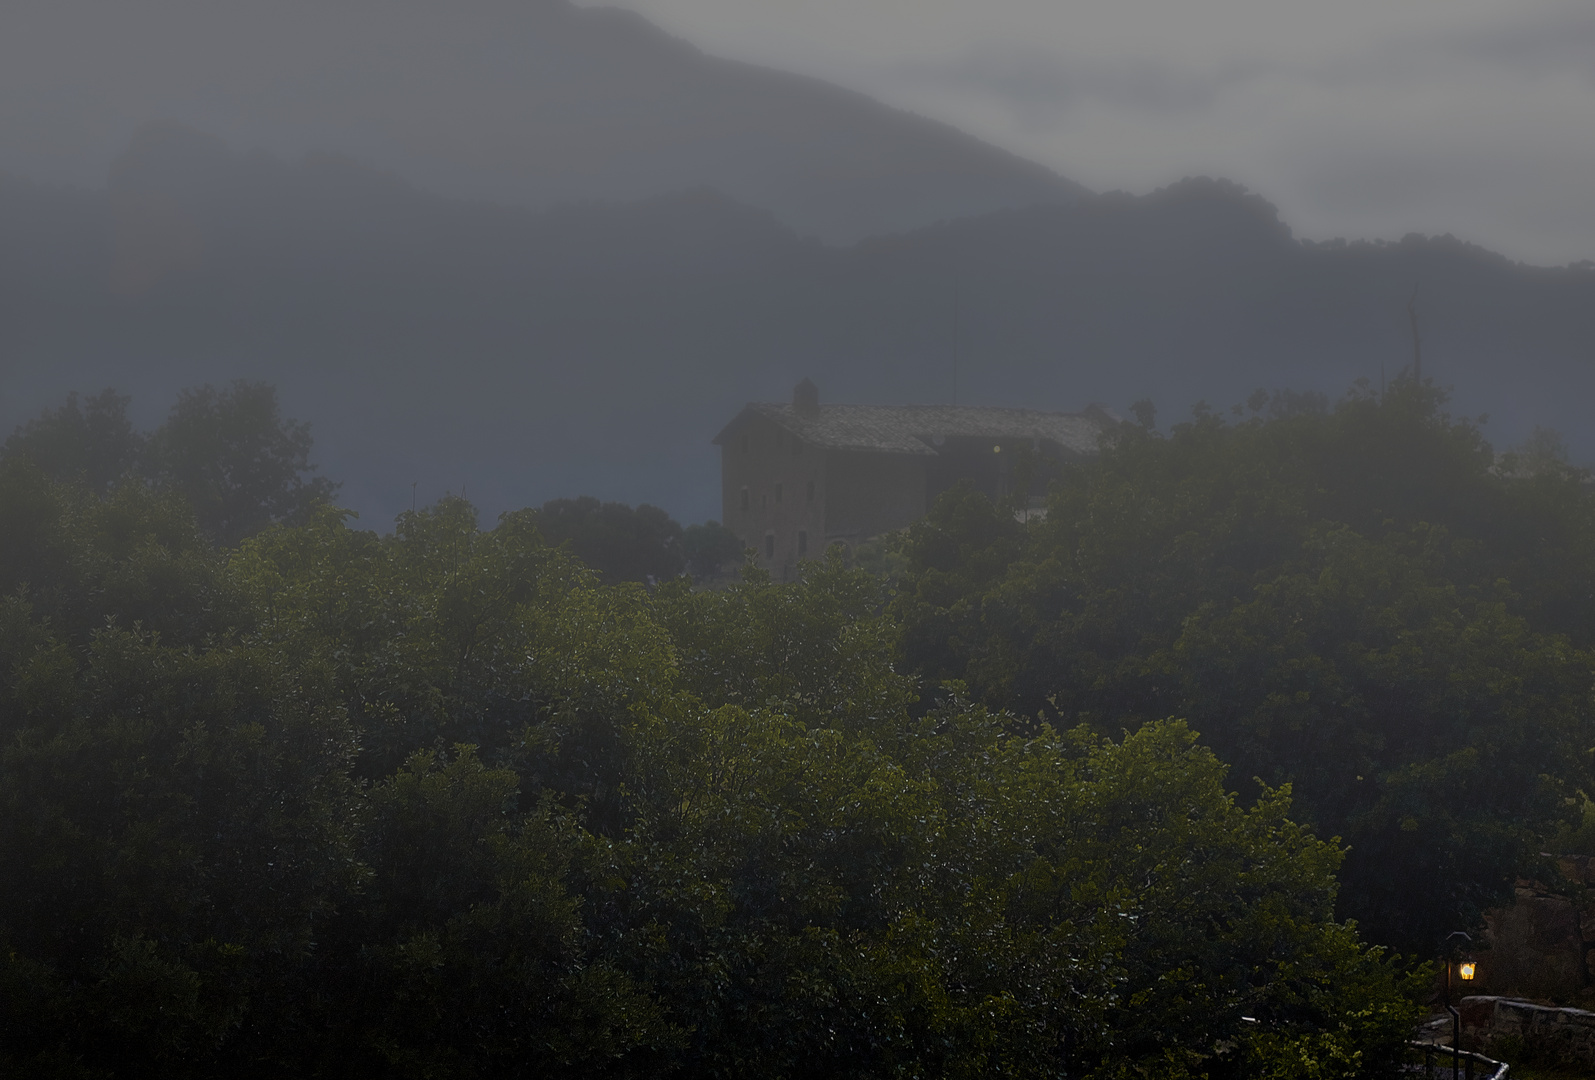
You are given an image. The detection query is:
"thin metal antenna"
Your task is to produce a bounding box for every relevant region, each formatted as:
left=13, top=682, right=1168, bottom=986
left=1406, top=286, right=1423, bottom=383
left=952, top=277, right=960, bottom=407
left=411, top=480, right=417, bottom=513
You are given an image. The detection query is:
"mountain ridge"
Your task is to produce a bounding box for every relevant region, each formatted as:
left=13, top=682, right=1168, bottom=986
left=3, top=130, right=1592, bottom=526
left=0, top=0, right=1087, bottom=242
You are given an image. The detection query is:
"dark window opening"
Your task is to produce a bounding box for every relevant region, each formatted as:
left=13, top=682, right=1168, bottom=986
left=740, top=487, right=749, bottom=511
left=798, top=530, right=808, bottom=555
left=764, top=533, right=775, bottom=559
left=806, top=480, right=815, bottom=504
left=775, top=483, right=783, bottom=503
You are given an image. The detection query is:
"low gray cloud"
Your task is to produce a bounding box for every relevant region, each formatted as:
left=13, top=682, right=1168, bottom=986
left=1439, top=6, right=1595, bottom=72
left=606, top=0, right=1595, bottom=264
left=891, top=48, right=1271, bottom=125
left=2, top=0, right=1589, bottom=263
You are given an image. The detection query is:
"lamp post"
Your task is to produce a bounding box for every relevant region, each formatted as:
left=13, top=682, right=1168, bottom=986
left=1444, top=931, right=1474, bottom=1080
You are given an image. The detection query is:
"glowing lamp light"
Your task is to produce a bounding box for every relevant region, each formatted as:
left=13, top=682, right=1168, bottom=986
left=1459, top=962, right=1477, bottom=981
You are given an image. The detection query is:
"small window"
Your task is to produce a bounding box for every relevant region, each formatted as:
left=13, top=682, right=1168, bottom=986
left=740, top=487, right=749, bottom=511
left=775, top=483, right=783, bottom=504
left=798, top=530, right=808, bottom=556
left=740, top=434, right=750, bottom=454
left=764, top=533, right=775, bottom=559
left=806, top=480, right=815, bottom=504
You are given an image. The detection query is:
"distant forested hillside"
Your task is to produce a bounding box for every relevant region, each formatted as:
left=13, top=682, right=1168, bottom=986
left=2, top=127, right=1592, bottom=526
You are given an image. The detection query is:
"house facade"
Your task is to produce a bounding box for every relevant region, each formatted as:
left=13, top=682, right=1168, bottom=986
left=714, top=379, right=1113, bottom=574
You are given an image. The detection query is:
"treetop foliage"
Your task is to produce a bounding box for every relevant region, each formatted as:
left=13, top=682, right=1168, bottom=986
left=0, top=419, right=1424, bottom=1078
left=681, top=518, right=745, bottom=580
left=145, top=381, right=339, bottom=546
left=893, top=378, right=1595, bottom=951
left=529, top=495, right=686, bottom=585
left=3, top=380, right=338, bottom=546
left=2, top=388, right=144, bottom=493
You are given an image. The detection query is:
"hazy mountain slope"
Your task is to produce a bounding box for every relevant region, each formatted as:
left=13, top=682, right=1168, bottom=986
left=0, top=0, right=1084, bottom=242
left=2, top=131, right=1592, bottom=527
left=829, top=182, right=1595, bottom=432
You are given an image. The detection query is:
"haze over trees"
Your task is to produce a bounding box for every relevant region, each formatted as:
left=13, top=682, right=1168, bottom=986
left=528, top=496, right=685, bottom=584
left=7, top=376, right=1595, bottom=1074
left=3, top=380, right=336, bottom=546
left=892, top=379, right=1595, bottom=953
left=0, top=389, right=1426, bottom=1078
left=4, top=2, right=1591, bottom=1071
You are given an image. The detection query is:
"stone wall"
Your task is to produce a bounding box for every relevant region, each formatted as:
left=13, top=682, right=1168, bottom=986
left=1471, top=856, right=1595, bottom=1001
left=1461, top=996, right=1595, bottom=1068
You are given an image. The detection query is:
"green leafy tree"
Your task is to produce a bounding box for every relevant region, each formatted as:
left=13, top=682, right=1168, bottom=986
left=0, top=474, right=1425, bottom=1077
left=893, top=380, right=1595, bottom=951
left=2, top=388, right=143, bottom=492
left=0, top=487, right=680, bottom=1077
left=144, top=380, right=338, bottom=546
left=610, top=697, right=1420, bottom=1079
left=0, top=614, right=362, bottom=1078
left=5, top=381, right=339, bottom=549
left=0, top=457, right=250, bottom=649
left=531, top=496, right=685, bottom=584
left=234, top=498, right=679, bottom=814
left=651, top=550, right=915, bottom=735
left=681, top=519, right=745, bottom=580
left=313, top=746, right=675, bottom=1078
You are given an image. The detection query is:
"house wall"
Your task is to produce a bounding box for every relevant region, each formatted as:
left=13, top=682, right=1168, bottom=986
left=925, top=436, right=1012, bottom=504
left=925, top=437, right=1089, bottom=505
left=720, top=413, right=825, bottom=577
left=822, top=449, right=926, bottom=547
left=719, top=406, right=1103, bottom=571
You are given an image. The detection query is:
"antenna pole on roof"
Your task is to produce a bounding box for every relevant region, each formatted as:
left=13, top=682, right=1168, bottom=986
left=952, top=277, right=960, bottom=407
left=1406, top=286, right=1422, bottom=383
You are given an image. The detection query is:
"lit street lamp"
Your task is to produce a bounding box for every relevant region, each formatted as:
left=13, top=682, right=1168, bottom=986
left=1444, top=931, right=1474, bottom=1080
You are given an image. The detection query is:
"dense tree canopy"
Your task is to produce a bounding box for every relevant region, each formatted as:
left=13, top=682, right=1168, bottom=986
left=2, top=388, right=144, bottom=492
left=3, top=381, right=338, bottom=547
left=892, top=380, right=1595, bottom=952
left=682, top=519, right=745, bottom=580
left=143, top=381, right=340, bottom=545
left=529, top=495, right=685, bottom=584
left=0, top=444, right=1421, bottom=1077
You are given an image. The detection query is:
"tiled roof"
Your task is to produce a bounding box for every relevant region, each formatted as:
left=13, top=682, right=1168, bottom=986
left=715, top=402, right=1114, bottom=456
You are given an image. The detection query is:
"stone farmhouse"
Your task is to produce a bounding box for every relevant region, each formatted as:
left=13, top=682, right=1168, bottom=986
left=714, top=379, right=1114, bottom=575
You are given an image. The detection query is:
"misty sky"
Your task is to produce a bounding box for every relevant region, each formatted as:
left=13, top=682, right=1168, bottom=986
left=1, top=0, right=1589, bottom=265
left=602, top=0, right=1595, bottom=265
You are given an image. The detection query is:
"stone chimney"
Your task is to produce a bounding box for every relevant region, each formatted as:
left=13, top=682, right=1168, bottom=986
left=793, top=378, right=820, bottom=420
